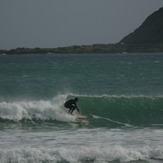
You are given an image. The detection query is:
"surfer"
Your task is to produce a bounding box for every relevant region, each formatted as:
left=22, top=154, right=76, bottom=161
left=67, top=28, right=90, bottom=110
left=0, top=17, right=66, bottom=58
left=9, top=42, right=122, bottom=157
left=64, top=97, right=80, bottom=114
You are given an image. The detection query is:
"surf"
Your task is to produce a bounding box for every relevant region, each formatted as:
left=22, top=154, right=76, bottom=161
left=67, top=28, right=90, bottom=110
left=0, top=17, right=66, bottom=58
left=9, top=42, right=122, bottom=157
left=0, top=94, right=163, bottom=128
left=0, top=141, right=163, bottom=163
left=0, top=95, right=77, bottom=125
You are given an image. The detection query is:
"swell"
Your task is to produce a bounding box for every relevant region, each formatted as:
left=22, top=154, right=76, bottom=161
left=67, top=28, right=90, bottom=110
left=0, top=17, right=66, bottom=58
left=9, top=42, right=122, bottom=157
left=79, top=95, right=163, bottom=126
left=0, top=94, right=163, bottom=128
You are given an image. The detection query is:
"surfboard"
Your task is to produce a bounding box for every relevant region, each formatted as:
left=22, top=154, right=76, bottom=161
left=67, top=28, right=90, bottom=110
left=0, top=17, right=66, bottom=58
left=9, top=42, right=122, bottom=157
left=76, top=115, right=87, bottom=119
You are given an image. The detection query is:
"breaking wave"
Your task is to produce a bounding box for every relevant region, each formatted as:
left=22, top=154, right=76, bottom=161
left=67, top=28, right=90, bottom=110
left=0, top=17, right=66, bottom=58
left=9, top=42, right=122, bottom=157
left=0, top=145, right=163, bottom=163
left=0, top=94, right=163, bottom=128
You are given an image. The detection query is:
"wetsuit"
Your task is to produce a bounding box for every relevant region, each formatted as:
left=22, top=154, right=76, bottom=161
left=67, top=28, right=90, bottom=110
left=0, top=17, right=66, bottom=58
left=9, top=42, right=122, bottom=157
left=64, top=99, right=78, bottom=114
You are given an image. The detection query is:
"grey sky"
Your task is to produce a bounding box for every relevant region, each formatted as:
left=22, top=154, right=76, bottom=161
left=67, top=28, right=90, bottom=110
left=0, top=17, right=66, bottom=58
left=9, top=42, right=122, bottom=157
left=0, top=0, right=163, bottom=50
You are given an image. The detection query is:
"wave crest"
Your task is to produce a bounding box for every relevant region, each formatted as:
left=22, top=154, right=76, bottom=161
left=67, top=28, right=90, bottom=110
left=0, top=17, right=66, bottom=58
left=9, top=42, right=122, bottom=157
left=0, top=94, right=163, bottom=127
left=0, top=95, right=76, bottom=123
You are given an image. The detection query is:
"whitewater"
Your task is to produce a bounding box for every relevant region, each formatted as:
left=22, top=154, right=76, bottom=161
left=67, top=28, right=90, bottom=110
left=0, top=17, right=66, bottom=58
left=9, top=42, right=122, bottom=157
left=0, top=53, right=163, bottom=163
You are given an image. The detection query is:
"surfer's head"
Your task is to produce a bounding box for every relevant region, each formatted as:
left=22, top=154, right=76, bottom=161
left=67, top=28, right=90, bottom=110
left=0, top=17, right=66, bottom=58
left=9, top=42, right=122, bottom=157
left=74, top=97, right=78, bottom=102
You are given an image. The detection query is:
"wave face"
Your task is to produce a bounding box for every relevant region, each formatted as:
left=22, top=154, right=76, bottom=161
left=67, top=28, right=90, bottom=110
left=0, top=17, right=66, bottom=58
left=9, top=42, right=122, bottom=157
left=79, top=95, right=163, bottom=126
left=0, top=94, right=163, bottom=128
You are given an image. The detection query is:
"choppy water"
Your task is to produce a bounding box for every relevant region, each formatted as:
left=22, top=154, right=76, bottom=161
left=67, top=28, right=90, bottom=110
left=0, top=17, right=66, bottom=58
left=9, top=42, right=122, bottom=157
left=0, top=53, right=163, bottom=163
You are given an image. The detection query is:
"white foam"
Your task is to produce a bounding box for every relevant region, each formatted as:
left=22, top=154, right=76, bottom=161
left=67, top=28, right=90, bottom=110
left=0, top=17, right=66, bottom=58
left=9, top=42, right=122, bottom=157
left=0, top=145, right=162, bottom=163
left=91, top=114, right=132, bottom=127
left=0, top=95, right=76, bottom=122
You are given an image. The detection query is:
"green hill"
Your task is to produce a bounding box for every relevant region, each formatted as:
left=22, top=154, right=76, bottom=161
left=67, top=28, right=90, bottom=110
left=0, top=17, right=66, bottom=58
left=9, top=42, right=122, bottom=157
left=120, top=7, right=163, bottom=44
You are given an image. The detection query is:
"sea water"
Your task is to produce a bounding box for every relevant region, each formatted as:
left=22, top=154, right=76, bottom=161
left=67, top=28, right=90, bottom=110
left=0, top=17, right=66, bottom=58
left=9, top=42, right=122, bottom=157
left=0, top=53, right=163, bottom=163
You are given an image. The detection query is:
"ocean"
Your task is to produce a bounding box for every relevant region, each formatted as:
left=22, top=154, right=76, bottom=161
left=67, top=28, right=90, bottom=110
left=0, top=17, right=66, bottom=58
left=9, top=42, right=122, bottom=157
left=0, top=52, right=163, bottom=163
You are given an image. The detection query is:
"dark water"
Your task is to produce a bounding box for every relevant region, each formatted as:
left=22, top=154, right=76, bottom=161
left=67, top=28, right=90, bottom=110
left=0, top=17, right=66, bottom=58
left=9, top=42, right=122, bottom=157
left=0, top=53, right=163, bottom=163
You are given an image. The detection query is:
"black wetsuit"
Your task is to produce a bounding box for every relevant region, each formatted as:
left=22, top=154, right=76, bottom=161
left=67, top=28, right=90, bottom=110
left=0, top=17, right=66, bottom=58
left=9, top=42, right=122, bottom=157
left=64, top=99, right=78, bottom=114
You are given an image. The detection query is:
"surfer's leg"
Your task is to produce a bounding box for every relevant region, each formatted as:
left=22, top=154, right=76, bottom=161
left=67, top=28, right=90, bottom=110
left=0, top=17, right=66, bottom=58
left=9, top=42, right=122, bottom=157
left=64, top=105, right=71, bottom=113
left=70, top=106, right=76, bottom=114
left=68, top=107, right=74, bottom=114
left=68, top=108, right=74, bottom=114
left=68, top=109, right=71, bottom=113
left=70, top=108, right=75, bottom=114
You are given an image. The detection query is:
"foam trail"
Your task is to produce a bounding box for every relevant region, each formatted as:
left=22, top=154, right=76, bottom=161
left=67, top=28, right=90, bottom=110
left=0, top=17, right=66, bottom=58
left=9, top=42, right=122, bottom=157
left=90, top=114, right=132, bottom=127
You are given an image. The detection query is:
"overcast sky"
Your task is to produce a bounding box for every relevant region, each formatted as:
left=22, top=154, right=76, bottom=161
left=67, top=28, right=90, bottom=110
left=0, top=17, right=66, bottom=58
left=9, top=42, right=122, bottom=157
left=0, top=0, right=163, bottom=50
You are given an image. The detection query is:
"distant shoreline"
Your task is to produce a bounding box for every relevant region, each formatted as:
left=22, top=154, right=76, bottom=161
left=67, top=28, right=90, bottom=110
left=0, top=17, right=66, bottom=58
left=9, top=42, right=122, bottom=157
left=1, top=43, right=163, bottom=55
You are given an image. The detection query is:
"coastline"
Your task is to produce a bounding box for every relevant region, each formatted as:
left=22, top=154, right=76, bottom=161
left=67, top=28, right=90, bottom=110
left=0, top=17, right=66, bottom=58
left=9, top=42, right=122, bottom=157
left=1, top=43, right=163, bottom=55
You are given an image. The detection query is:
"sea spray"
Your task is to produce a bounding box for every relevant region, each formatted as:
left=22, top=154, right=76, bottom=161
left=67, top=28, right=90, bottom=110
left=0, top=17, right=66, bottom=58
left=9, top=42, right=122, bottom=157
left=0, top=94, right=76, bottom=123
